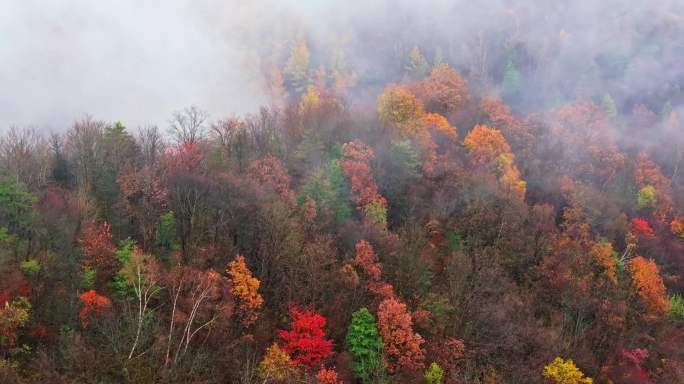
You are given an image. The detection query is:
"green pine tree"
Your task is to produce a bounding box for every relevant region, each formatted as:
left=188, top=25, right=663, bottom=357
left=502, top=57, right=520, bottom=98
left=346, top=307, right=385, bottom=382
left=601, top=94, right=618, bottom=121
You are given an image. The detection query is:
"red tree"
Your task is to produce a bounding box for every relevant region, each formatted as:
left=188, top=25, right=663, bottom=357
left=163, top=142, right=205, bottom=174
left=377, top=297, right=425, bottom=374
left=78, top=221, right=117, bottom=282
left=278, top=307, right=334, bottom=370
left=603, top=348, right=654, bottom=384
left=630, top=218, right=655, bottom=238
left=78, top=290, right=112, bottom=328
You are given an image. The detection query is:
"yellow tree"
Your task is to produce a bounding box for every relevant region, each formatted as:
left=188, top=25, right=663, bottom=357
left=378, top=85, right=425, bottom=135
left=227, top=255, right=264, bottom=327
left=542, top=357, right=593, bottom=384
left=258, top=343, right=301, bottom=382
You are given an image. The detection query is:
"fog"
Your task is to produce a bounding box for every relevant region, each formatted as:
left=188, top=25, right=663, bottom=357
left=1, top=0, right=684, bottom=132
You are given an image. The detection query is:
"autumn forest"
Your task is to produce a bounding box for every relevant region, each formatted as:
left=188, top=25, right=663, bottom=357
left=1, top=1, right=684, bottom=383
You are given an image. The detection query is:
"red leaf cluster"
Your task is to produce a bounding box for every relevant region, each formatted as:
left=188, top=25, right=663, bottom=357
left=78, top=290, right=112, bottom=328
left=78, top=221, right=117, bottom=281
left=278, top=307, right=334, bottom=370
left=377, top=297, right=425, bottom=374
left=630, top=218, right=655, bottom=238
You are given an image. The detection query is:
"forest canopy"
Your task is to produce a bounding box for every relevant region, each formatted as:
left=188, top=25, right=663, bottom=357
left=1, top=1, right=684, bottom=383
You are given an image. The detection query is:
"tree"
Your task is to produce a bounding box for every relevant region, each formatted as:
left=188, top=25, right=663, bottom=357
left=284, top=36, right=311, bottom=95
left=278, top=307, right=334, bottom=370
left=542, top=357, right=593, bottom=384
left=630, top=218, right=655, bottom=238
left=377, top=85, right=425, bottom=134
left=78, top=290, right=112, bottom=329
left=0, top=297, right=31, bottom=349
left=246, top=156, right=295, bottom=206
left=601, top=94, right=618, bottom=121
left=409, top=64, right=468, bottom=116
left=590, top=241, right=617, bottom=285
left=163, top=267, right=233, bottom=367
left=346, top=307, right=384, bottom=381
left=315, top=368, right=341, bottom=384
left=354, top=240, right=382, bottom=282
left=424, top=362, right=444, bottom=384
left=78, top=221, right=117, bottom=284
left=463, top=125, right=511, bottom=164
left=0, top=176, right=35, bottom=241
left=118, top=166, right=167, bottom=250
left=163, top=142, right=205, bottom=174
left=502, top=57, right=520, bottom=98
left=406, top=46, right=429, bottom=80
left=629, top=256, right=670, bottom=319
left=259, top=342, right=301, bottom=383
left=340, top=140, right=388, bottom=227
left=377, top=297, right=425, bottom=374
left=227, top=255, right=264, bottom=327
left=169, top=106, right=208, bottom=146
left=116, top=247, right=162, bottom=359
left=464, top=124, right=526, bottom=199
left=637, top=185, right=657, bottom=210
left=602, top=348, right=653, bottom=384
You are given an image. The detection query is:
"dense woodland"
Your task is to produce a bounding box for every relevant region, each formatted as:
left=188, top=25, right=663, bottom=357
left=2, top=5, right=684, bottom=383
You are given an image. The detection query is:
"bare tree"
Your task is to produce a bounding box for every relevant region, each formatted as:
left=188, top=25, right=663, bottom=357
left=66, top=115, right=106, bottom=192
left=169, top=106, right=208, bottom=146
left=137, top=125, right=166, bottom=166
left=0, top=126, right=50, bottom=189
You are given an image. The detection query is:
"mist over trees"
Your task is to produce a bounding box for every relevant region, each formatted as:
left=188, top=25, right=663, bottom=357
left=1, top=1, right=684, bottom=383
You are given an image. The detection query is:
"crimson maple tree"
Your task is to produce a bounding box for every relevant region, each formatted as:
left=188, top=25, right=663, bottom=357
left=278, top=307, right=334, bottom=370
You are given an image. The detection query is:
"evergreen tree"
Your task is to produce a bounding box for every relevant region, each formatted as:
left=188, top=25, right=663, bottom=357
left=346, top=307, right=385, bottom=381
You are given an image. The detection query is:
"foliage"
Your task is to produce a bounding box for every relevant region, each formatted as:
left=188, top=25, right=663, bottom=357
left=629, top=256, right=670, bottom=319
left=0, top=297, right=31, bottom=348
left=278, top=307, right=334, bottom=370
left=258, top=342, right=301, bottom=383
left=156, top=211, right=179, bottom=259
left=78, top=221, right=117, bottom=283
left=590, top=241, right=618, bottom=284
left=668, top=294, right=684, bottom=323
left=377, top=297, right=425, bottom=374
left=247, top=155, right=295, bottom=205
left=81, top=267, right=97, bottom=290
left=637, top=185, right=657, bottom=210
left=346, top=307, right=384, bottom=381
left=19, top=259, right=40, bottom=277
left=406, top=46, right=430, bottom=79
left=227, top=255, right=264, bottom=327
left=670, top=217, right=684, bottom=239
left=629, top=218, right=654, bottom=240
left=284, top=36, right=311, bottom=95
left=502, top=57, right=520, bottom=98
left=341, top=140, right=388, bottom=227
left=378, top=85, right=425, bottom=131
left=603, top=348, right=653, bottom=384
left=298, top=160, right=353, bottom=223
left=315, top=368, right=341, bottom=384
left=542, top=357, right=593, bottom=384
left=410, top=64, right=468, bottom=115
left=0, top=176, right=35, bottom=237
left=78, top=290, right=111, bottom=328
left=424, top=362, right=444, bottom=384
